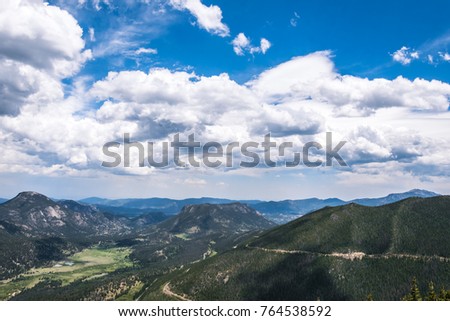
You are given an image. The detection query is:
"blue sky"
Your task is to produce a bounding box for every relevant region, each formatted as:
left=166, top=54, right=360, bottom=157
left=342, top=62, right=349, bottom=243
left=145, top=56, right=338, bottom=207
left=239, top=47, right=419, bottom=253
left=66, top=0, right=450, bottom=83
left=0, top=0, right=449, bottom=200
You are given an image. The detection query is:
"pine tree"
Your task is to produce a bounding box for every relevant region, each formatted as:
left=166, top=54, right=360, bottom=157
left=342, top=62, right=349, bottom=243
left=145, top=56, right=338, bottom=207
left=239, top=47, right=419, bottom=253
left=403, top=277, right=422, bottom=301
left=367, top=293, right=374, bottom=301
left=426, top=282, right=437, bottom=301
left=411, top=277, right=422, bottom=301
left=438, top=287, right=446, bottom=301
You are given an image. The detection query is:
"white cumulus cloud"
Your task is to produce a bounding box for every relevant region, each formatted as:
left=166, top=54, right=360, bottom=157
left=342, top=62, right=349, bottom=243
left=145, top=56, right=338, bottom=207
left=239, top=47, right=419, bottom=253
left=232, top=33, right=271, bottom=56
left=0, top=0, right=91, bottom=115
left=169, top=0, right=230, bottom=37
left=391, top=46, right=420, bottom=65
left=1, top=46, right=450, bottom=185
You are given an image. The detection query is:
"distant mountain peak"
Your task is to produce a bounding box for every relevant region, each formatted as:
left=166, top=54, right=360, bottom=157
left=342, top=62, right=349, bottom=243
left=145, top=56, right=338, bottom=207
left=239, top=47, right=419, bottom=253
left=351, top=189, right=440, bottom=207
left=404, top=189, right=439, bottom=196
left=0, top=192, right=131, bottom=238
left=9, top=191, right=54, bottom=204
left=159, top=202, right=274, bottom=236
left=16, top=191, right=49, bottom=198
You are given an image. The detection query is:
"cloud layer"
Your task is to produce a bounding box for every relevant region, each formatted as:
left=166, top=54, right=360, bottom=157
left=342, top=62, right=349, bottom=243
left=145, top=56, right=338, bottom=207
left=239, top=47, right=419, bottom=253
left=1, top=46, right=449, bottom=183
left=0, top=0, right=91, bottom=115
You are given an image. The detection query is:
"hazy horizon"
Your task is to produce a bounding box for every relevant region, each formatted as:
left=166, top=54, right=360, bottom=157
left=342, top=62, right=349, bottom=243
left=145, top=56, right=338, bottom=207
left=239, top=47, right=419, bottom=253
left=0, top=187, right=443, bottom=203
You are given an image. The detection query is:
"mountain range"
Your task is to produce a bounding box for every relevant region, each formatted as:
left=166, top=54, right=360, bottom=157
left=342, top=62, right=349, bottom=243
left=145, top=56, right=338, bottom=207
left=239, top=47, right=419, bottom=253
left=145, top=196, right=450, bottom=301
left=0, top=192, right=272, bottom=281
left=0, top=192, right=168, bottom=279
left=0, top=189, right=448, bottom=301
left=78, top=189, right=439, bottom=223
left=80, top=196, right=250, bottom=215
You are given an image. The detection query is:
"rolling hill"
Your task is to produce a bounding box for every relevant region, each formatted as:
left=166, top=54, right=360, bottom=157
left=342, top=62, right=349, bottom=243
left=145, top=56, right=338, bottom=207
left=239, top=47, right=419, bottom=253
left=148, top=196, right=450, bottom=301
left=249, top=196, right=450, bottom=256
left=158, top=203, right=274, bottom=236
left=130, top=203, right=275, bottom=268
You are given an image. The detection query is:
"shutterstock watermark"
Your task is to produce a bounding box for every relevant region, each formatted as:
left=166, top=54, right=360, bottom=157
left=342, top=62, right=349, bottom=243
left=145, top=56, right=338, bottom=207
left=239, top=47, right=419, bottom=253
left=102, top=132, right=347, bottom=168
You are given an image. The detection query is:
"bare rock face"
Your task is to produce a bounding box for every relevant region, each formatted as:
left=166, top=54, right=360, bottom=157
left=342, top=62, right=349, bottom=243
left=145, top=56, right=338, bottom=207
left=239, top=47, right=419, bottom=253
left=0, top=192, right=130, bottom=237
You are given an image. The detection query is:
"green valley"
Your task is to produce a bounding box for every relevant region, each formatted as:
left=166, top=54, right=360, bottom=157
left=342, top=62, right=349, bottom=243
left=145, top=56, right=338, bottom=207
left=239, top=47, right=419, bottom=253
left=0, top=246, right=133, bottom=300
